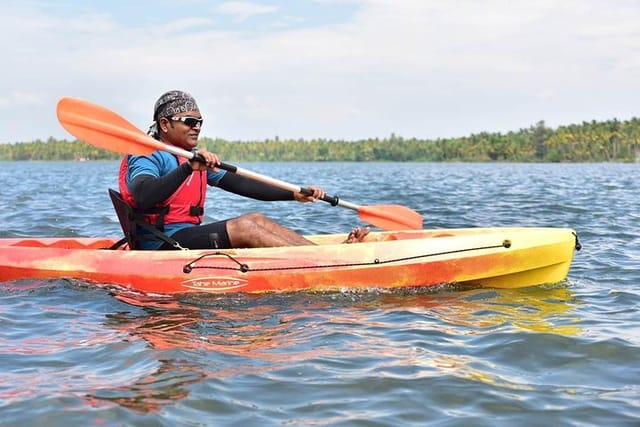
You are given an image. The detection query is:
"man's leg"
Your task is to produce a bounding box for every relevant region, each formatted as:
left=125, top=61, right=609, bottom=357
left=226, top=212, right=370, bottom=248
left=226, top=212, right=315, bottom=247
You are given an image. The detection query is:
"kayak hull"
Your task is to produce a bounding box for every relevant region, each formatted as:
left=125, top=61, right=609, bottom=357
left=0, top=228, right=579, bottom=294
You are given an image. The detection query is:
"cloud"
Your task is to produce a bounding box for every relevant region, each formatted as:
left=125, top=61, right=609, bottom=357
left=0, top=93, right=47, bottom=108
left=164, top=17, right=213, bottom=33
left=1, top=0, right=639, bottom=143
left=216, top=1, right=278, bottom=22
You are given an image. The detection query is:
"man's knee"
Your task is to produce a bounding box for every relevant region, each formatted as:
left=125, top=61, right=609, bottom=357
left=228, top=212, right=264, bottom=231
left=239, top=212, right=268, bottom=226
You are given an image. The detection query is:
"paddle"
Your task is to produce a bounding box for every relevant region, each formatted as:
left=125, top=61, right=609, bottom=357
left=56, top=97, right=423, bottom=230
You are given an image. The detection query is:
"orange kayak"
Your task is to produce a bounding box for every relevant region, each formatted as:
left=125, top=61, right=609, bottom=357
left=0, top=228, right=580, bottom=294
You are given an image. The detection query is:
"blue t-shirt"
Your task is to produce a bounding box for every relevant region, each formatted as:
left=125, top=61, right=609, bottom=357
left=125, top=151, right=226, bottom=249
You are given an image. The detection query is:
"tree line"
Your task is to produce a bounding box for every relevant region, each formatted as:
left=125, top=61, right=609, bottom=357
left=1, top=118, right=639, bottom=162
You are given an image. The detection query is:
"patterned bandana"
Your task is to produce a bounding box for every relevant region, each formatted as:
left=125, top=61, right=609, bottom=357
left=148, top=90, right=200, bottom=138
left=153, top=90, right=199, bottom=120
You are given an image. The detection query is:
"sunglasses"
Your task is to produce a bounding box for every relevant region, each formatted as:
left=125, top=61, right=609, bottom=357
left=169, top=116, right=203, bottom=128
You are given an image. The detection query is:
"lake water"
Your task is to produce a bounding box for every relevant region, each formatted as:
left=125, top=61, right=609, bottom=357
left=1, top=161, right=638, bottom=426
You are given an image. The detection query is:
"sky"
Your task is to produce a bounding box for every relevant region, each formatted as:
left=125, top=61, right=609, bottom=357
left=1, top=0, right=639, bottom=143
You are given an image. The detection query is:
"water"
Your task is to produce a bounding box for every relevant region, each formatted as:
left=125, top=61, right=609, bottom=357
left=0, top=161, right=638, bottom=426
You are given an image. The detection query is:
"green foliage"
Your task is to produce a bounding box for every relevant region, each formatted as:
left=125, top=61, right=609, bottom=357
left=1, top=117, right=639, bottom=162
left=0, top=138, right=120, bottom=161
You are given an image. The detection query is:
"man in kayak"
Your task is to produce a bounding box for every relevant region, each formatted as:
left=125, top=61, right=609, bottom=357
left=119, top=90, right=369, bottom=249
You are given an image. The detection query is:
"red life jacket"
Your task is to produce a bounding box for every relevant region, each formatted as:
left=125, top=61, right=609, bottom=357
left=118, top=156, right=206, bottom=228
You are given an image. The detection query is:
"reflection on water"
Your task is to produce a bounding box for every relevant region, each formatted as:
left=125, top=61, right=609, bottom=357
left=426, top=282, right=581, bottom=335
left=85, top=361, right=206, bottom=415
left=78, top=283, right=582, bottom=414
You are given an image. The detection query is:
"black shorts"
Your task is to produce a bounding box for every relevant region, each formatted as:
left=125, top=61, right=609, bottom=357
left=159, top=220, right=232, bottom=250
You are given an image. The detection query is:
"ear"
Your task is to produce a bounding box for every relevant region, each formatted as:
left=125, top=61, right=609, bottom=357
left=159, top=117, right=171, bottom=133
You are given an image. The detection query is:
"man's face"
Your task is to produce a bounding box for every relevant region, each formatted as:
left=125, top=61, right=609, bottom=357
left=160, top=112, right=203, bottom=149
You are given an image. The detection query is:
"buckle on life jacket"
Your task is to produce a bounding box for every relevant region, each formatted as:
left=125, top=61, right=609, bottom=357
left=189, top=206, right=204, bottom=216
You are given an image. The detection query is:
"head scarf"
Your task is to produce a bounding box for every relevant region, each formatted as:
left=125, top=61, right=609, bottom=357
left=148, top=90, right=200, bottom=139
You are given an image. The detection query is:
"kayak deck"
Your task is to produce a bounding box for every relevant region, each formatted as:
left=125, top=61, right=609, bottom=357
left=0, top=228, right=580, bottom=294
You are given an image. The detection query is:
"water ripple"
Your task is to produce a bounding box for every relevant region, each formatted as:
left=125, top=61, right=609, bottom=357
left=1, top=162, right=639, bottom=425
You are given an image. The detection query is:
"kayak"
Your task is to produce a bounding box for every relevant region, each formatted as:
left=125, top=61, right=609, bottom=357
left=0, top=227, right=579, bottom=294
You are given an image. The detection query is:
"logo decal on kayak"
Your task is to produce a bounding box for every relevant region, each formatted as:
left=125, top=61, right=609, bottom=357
left=181, top=276, right=249, bottom=292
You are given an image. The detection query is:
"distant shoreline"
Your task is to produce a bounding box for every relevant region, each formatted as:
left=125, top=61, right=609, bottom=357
left=2, top=117, right=639, bottom=162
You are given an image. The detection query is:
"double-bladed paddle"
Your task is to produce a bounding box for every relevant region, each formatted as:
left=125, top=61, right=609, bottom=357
left=56, top=97, right=423, bottom=230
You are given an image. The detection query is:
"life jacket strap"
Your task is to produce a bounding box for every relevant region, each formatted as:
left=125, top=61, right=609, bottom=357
left=107, top=188, right=185, bottom=250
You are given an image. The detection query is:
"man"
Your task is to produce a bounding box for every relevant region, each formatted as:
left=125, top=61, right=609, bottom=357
left=119, top=90, right=369, bottom=249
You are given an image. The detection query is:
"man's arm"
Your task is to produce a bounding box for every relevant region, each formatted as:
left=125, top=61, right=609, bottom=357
left=216, top=172, right=294, bottom=201
left=129, top=162, right=194, bottom=209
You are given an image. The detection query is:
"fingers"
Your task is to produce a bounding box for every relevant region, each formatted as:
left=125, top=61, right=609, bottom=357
left=190, top=149, right=220, bottom=171
left=306, top=185, right=326, bottom=200
left=295, top=185, right=326, bottom=203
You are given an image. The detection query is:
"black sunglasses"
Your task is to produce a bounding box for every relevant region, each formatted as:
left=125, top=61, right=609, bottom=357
left=169, top=116, right=203, bottom=128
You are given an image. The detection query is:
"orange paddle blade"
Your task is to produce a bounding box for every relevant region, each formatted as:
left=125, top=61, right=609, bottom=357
left=358, top=204, right=423, bottom=230
left=56, top=97, right=160, bottom=155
